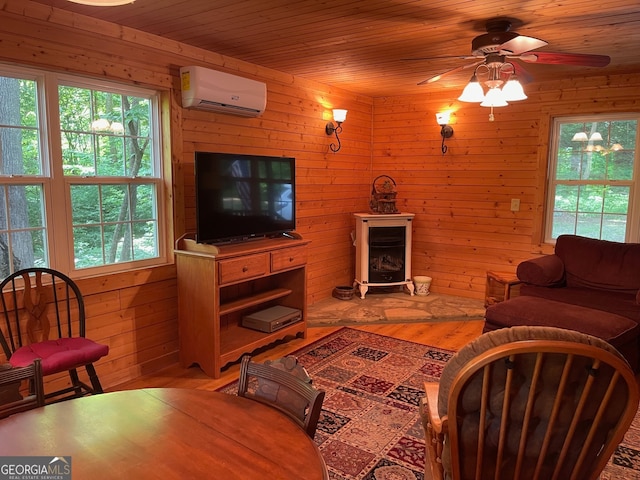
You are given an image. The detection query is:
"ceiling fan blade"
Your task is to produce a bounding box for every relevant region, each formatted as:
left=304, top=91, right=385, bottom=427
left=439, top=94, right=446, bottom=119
left=498, top=35, right=548, bottom=55
left=418, top=61, right=483, bottom=85
left=401, top=55, right=481, bottom=62
left=512, top=61, right=534, bottom=84
left=520, top=51, right=611, bottom=67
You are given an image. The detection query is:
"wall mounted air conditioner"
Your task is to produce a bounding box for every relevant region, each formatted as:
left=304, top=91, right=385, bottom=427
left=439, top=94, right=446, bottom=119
left=180, top=66, right=267, bottom=117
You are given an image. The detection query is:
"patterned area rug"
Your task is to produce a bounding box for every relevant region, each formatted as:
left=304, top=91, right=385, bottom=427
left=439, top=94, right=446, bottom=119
left=220, top=328, right=640, bottom=479
left=307, top=291, right=486, bottom=327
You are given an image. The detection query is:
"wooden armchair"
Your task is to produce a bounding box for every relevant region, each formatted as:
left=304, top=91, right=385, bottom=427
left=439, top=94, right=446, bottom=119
left=237, top=355, right=325, bottom=438
left=422, top=326, right=639, bottom=480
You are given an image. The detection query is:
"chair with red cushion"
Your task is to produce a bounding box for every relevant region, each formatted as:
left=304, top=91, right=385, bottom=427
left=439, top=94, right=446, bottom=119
left=0, top=268, right=109, bottom=404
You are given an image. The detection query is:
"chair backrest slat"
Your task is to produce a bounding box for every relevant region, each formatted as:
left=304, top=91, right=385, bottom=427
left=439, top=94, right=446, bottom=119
left=447, top=338, right=639, bottom=480
left=473, top=365, right=490, bottom=480
left=553, top=356, right=598, bottom=480
left=514, top=352, right=544, bottom=480
left=570, top=369, right=620, bottom=480
left=495, top=355, right=516, bottom=479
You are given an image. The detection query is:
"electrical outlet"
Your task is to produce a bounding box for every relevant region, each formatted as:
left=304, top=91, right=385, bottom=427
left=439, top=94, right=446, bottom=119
left=510, top=199, right=520, bottom=212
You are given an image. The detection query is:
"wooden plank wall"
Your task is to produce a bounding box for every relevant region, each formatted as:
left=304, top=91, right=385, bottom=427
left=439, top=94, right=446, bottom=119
left=0, top=0, right=371, bottom=390
left=373, top=73, right=640, bottom=299
left=1, top=0, right=638, bottom=389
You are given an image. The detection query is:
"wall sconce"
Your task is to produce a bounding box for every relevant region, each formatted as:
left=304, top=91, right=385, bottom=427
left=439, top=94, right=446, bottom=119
left=436, top=112, right=454, bottom=155
left=325, top=109, right=347, bottom=152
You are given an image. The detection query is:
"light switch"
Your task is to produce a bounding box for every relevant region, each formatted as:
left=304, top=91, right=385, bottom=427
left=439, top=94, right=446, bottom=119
left=510, top=199, right=520, bottom=212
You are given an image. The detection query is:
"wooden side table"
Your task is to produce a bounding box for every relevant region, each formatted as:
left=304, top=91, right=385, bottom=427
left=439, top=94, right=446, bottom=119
left=485, top=271, right=522, bottom=307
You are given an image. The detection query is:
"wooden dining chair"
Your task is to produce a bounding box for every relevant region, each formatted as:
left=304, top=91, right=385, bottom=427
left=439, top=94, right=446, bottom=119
left=0, top=358, right=45, bottom=418
left=422, top=326, right=639, bottom=480
left=237, top=355, right=325, bottom=438
left=0, top=268, right=109, bottom=404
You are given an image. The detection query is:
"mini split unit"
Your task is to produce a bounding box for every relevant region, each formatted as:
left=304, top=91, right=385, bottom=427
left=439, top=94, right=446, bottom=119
left=180, top=65, right=267, bottom=117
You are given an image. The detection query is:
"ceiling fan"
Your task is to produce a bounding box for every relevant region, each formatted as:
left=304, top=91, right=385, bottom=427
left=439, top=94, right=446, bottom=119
left=409, top=18, right=610, bottom=116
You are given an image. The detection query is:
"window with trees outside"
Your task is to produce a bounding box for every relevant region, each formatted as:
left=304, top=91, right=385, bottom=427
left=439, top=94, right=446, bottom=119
left=0, top=65, right=166, bottom=279
left=546, top=114, right=639, bottom=243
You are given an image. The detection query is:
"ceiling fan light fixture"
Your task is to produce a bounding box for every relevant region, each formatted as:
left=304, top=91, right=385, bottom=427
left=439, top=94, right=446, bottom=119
left=572, top=132, right=589, bottom=142
left=589, top=132, right=603, bottom=142
left=67, top=0, right=134, bottom=5
left=458, top=76, right=485, bottom=102
left=501, top=77, right=527, bottom=101
left=480, top=87, right=508, bottom=107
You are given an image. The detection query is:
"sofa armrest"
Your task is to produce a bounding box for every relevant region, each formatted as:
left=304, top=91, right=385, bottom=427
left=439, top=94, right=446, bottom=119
left=517, top=254, right=565, bottom=286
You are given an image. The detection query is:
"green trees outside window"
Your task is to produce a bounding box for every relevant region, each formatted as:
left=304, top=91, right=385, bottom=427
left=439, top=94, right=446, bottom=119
left=0, top=66, right=164, bottom=279
left=547, top=116, right=638, bottom=243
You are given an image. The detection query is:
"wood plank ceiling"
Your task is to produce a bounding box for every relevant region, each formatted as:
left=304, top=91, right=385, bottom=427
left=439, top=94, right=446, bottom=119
left=30, top=0, right=640, bottom=97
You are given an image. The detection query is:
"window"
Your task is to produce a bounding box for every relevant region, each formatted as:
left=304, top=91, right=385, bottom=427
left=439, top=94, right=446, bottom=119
left=546, top=114, right=639, bottom=243
left=0, top=65, right=166, bottom=278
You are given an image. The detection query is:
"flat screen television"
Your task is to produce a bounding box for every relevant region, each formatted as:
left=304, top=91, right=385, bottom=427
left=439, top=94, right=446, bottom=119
left=195, top=152, right=296, bottom=244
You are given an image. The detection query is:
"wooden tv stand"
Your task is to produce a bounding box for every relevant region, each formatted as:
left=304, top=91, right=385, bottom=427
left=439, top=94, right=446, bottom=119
left=174, top=234, right=309, bottom=378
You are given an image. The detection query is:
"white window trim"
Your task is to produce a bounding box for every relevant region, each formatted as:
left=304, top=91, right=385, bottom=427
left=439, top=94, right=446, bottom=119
left=545, top=113, right=640, bottom=244
left=0, top=63, right=169, bottom=278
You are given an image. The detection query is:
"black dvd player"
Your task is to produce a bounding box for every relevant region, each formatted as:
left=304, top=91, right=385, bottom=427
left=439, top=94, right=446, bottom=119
left=241, top=305, right=302, bottom=333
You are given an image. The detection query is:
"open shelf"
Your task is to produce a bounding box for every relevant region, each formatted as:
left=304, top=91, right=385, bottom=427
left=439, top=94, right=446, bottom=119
left=175, top=236, right=309, bottom=378
left=219, top=288, right=293, bottom=316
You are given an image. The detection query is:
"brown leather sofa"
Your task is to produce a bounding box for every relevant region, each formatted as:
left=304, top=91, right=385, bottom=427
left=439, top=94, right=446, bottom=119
left=484, top=235, right=640, bottom=371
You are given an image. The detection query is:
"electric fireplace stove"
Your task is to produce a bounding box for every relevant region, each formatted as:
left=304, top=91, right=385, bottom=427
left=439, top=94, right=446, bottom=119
left=353, top=213, right=415, bottom=299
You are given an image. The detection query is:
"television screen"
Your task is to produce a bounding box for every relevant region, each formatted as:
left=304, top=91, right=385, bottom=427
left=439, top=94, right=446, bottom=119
left=195, top=152, right=296, bottom=244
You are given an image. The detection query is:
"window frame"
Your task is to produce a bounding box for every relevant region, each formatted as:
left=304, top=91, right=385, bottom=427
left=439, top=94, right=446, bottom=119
left=0, top=63, right=169, bottom=279
left=545, top=113, right=640, bottom=244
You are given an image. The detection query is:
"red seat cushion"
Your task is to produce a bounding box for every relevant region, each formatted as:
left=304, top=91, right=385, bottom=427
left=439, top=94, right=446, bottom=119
left=9, top=338, right=109, bottom=375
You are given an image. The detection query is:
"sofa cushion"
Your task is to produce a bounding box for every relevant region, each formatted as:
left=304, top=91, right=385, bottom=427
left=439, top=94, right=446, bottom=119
left=516, top=254, right=565, bottom=286
left=555, top=235, right=640, bottom=293
left=520, top=284, right=640, bottom=323
left=484, top=296, right=640, bottom=370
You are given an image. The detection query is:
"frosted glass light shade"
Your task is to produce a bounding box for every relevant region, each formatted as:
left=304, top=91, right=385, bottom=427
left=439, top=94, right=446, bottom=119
left=91, top=118, right=110, bottom=130
left=589, top=132, right=603, bottom=142
left=435, top=112, right=451, bottom=125
left=501, top=78, right=527, bottom=101
left=458, top=78, right=485, bottom=102
left=67, top=0, right=134, bottom=5
left=480, top=88, right=508, bottom=107
left=332, top=109, right=348, bottom=123
left=110, top=122, right=125, bottom=133
left=572, top=132, right=589, bottom=142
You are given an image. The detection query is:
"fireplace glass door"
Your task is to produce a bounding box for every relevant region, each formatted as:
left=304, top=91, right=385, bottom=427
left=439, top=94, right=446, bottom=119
left=368, top=226, right=406, bottom=283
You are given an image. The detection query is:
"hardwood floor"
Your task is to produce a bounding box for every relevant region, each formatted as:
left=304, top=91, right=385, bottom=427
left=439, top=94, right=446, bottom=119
left=112, top=320, right=485, bottom=392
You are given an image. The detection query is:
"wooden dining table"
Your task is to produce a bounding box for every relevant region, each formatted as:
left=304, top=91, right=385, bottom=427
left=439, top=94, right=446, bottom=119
left=0, top=388, right=329, bottom=479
